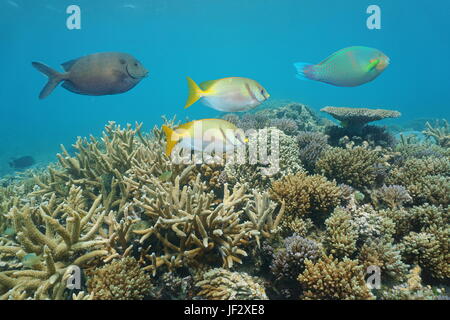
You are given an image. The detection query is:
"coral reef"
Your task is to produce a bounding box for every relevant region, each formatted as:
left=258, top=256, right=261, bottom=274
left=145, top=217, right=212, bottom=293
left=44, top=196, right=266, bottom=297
left=194, top=268, right=268, bottom=300
left=296, top=131, right=330, bottom=172
left=386, top=156, right=450, bottom=206
left=270, top=235, right=321, bottom=298
left=297, top=255, right=375, bottom=300
left=224, top=128, right=304, bottom=190
left=316, top=146, right=386, bottom=190
left=270, top=172, right=342, bottom=221
left=87, top=257, right=153, bottom=300
left=1, top=110, right=448, bottom=300
left=423, top=119, right=450, bottom=148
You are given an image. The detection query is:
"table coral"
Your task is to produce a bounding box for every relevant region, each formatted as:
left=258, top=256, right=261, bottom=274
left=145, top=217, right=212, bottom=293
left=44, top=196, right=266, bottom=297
left=298, top=254, right=375, bottom=300
left=321, top=106, right=401, bottom=134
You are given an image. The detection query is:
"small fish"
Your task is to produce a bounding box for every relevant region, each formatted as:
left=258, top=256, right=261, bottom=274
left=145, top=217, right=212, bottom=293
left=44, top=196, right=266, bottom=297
left=21, top=253, right=42, bottom=268
left=32, top=52, right=148, bottom=99
left=158, top=171, right=173, bottom=181
left=184, top=77, right=270, bottom=112
left=294, top=46, right=390, bottom=87
left=162, top=119, right=247, bottom=156
left=3, top=227, right=15, bottom=236
left=9, top=156, right=35, bottom=169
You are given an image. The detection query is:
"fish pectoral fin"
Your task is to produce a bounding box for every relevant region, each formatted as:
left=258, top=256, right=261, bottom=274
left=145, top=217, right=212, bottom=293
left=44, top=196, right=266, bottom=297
left=61, top=59, right=78, bottom=72
left=367, top=59, right=380, bottom=71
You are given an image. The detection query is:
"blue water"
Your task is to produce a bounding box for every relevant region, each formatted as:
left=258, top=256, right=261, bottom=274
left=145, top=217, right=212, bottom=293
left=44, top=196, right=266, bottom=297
left=1, top=0, right=449, bottom=176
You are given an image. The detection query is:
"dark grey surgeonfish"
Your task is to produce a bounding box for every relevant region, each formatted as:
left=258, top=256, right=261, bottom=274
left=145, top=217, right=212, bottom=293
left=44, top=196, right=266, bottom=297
left=32, top=52, right=149, bottom=99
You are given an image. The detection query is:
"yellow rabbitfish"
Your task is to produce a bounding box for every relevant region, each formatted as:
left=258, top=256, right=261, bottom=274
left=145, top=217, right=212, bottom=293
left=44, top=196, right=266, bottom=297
left=184, top=77, right=270, bottom=112
left=162, top=119, right=247, bottom=156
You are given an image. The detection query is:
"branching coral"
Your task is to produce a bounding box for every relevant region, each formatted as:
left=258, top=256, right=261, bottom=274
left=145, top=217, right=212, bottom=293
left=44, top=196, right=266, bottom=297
left=357, top=239, right=408, bottom=283
left=324, top=208, right=358, bottom=258
left=316, top=146, right=386, bottom=190
left=296, top=131, right=330, bottom=172
left=224, top=128, right=303, bottom=190
left=386, top=156, right=450, bottom=205
left=0, top=187, right=112, bottom=299
left=86, top=257, right=153, bottom=300
left=270, top=172, right=342, bottom=222
left=270, top=235, right=321, bottom=298
left=132, top=175, right=282, bottom=271
left=423, top=119, right=450, bottom=148
left=401, top=226, right=449, bottom=280
left=194, top=268, right=268, bottom=300
left=371, top=185, right=412, bottom=209
left=298, top=255, right=374, bottom=300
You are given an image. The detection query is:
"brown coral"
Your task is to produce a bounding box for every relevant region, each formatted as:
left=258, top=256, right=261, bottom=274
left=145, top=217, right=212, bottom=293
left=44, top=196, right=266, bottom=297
left=270, top=172, right=341, bottom=220
left=87, top=257, right=152, bottom=300
left=298, top=254, right=374, bottom=300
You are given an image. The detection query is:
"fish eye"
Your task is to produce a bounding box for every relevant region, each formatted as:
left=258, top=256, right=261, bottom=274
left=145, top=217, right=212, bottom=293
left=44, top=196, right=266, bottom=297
left=134, top=62, right=138, bottom=66
left=260, top=89, right=264, bottom=95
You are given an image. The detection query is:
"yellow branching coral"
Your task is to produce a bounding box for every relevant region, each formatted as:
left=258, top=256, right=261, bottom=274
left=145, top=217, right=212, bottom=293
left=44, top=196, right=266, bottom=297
left=298, top=255, right=374, bottom=300
left=0, top=187, right=111, bottom=299
left=133, top=175, right=281, bottom=271
left=87, top=257, right=152, bottom=300
left=270, top=172, right=341, bottom=219
left=194, top=268, right=268, bottom=300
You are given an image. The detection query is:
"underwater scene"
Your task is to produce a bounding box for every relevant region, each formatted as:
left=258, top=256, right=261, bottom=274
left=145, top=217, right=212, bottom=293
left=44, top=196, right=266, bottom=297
left=0, top=0, right=449, bottom=301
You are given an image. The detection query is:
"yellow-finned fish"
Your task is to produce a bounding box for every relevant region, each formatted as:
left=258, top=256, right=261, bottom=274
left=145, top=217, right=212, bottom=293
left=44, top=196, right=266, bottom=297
left=162, top=119, right=247, bottom=156
left=294, top=46, right=390, bottom=87
left=184, top=77, right=270, bottom=112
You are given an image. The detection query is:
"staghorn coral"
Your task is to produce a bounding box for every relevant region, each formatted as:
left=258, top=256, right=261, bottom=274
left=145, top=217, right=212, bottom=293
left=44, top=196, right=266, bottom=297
left=194, top=268, right=268, bottom=300
left=347, top=204, right=396, bottom=242
left=132, top=175, right=282, bottom=271
left=371, top=185, right=412, bottom=209
left=316, top=146, right=386, bottom=190
left=298, top=254, right=374, bottom=300
left=270, top=235, right=321, bottom=298
left=270, top=172, right=342, bottom=221
left=87, top=257, right=153, bottom=300
left=321, top=106, right=401, bottom=135
left=0, top=187, right=112, bottom=300
left=324, top=208, right=358, bottom=258
left=423, top=119, right=450, bottom=148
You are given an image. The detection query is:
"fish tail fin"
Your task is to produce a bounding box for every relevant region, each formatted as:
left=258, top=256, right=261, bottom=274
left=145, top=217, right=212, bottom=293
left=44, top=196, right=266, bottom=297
left=162, top=125, right=178, bottom=156
left=293, top=62, right=315, bottom=81
left=32, top=62, right=66, bottom=99
left=184, top=76, right=204, bottom=109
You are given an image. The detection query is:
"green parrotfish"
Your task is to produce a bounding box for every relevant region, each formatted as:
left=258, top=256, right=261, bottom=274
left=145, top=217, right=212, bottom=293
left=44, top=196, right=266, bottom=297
left=294, top=46, right=390, bottom=87
left=32, top=52, right=149, bottom=99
